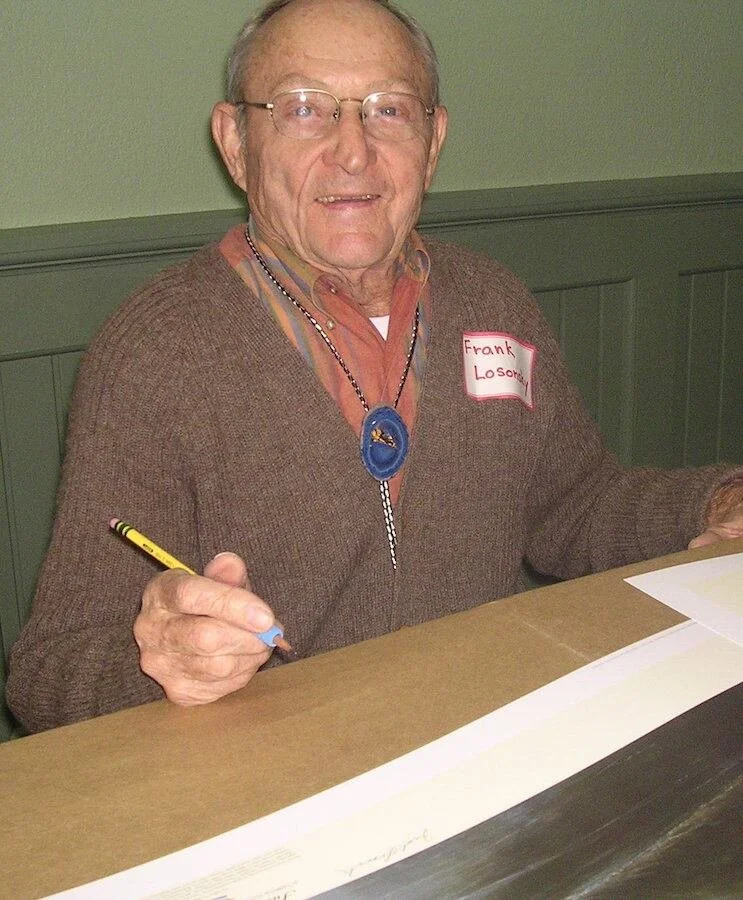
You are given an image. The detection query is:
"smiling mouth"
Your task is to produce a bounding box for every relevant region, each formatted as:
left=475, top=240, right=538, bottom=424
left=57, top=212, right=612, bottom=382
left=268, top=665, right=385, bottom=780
left=316, top=194, right=378, bottom=204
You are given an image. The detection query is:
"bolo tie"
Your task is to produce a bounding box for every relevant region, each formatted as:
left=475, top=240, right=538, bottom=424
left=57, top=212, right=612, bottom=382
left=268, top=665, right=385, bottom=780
left=246, top=233, right=419, bottom=569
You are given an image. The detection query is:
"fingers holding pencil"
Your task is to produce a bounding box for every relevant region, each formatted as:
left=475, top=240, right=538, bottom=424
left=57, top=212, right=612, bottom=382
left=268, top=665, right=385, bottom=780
left=110, top=518, right=294, bottom=654
left=111, top=518, right=296, bottom=706
left=135, top=569, right=274, bottom=704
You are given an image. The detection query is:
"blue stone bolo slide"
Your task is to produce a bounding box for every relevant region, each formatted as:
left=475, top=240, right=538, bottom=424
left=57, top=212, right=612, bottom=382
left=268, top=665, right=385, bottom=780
left=109, top=518, right=295, bottom=657
left=360, top=405, right=409, bottom=480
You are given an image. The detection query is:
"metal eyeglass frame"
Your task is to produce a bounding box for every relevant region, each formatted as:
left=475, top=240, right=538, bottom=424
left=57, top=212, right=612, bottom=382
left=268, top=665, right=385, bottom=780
left=235, top=88, right=436, bottom=140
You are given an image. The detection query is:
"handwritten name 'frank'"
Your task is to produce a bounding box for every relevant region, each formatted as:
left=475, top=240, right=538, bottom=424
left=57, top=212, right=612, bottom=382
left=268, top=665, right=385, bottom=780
left=463, top=336, right=517, bottom=359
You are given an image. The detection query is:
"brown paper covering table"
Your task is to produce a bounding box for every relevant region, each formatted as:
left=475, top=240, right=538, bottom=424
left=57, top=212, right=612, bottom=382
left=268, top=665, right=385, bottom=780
left=1, top=540, right=741, bottom=898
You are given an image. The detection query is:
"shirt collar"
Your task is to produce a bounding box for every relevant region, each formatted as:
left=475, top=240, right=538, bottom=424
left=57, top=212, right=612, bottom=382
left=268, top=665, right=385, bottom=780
left=247, top=218, right=430, bottom=302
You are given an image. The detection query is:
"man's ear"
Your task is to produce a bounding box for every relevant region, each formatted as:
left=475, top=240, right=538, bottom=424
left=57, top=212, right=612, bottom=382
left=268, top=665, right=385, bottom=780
left=211, top=102, right=247, bottom=192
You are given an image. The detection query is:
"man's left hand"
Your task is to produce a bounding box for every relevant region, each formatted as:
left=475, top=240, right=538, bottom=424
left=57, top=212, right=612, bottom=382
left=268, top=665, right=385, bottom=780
left=689, top=480, right=743, bottom=548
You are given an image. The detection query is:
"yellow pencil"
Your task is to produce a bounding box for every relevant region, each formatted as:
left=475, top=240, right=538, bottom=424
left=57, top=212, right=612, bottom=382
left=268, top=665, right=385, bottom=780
left=109, top=518, right=196, bottom=574
left=109, top=517, right=294, bottom=654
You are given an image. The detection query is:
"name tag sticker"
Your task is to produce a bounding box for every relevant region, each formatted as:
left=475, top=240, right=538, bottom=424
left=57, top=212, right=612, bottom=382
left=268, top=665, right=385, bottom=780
left=463, top=331, right=537, bottom=409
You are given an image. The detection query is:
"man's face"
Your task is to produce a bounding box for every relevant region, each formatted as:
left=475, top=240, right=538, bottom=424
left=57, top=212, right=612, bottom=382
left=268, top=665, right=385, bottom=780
left=225, top=0, right=447, bottom=281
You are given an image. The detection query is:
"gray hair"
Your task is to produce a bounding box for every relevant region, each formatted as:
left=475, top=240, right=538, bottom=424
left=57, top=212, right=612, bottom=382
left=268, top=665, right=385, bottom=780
left=225, top=0, right=441, bottom=106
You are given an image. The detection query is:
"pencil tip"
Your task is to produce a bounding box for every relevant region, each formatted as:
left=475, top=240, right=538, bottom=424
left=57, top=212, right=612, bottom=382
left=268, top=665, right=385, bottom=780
left=275, top=636, right=298, bottom=660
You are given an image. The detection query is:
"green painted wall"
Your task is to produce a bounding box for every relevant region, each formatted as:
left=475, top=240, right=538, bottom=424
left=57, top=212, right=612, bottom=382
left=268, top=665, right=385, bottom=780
left=1, top=0, right=741, bottom=228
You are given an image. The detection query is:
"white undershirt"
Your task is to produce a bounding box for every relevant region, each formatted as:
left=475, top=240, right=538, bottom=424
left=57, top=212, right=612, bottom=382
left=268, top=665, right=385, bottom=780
left=369, top=314, right=390, bottom=340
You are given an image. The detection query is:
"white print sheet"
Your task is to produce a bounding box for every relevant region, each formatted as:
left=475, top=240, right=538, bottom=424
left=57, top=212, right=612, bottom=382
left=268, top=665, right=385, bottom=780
left=49, top=620, right=743, bottom=900
left=626, top=552, right=743, bottom=646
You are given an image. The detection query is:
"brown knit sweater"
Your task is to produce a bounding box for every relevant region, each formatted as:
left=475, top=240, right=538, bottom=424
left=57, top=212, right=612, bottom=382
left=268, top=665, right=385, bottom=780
left=6, top=238, right=737, bottom=732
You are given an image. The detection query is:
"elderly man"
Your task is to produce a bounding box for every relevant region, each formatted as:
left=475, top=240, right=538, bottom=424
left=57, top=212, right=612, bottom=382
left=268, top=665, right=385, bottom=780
left=6, top=0, right=743, bottom=732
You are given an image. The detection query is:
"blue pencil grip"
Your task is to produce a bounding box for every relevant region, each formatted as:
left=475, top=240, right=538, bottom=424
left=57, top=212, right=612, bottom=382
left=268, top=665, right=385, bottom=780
left=256, top=624, right=284, bottom=648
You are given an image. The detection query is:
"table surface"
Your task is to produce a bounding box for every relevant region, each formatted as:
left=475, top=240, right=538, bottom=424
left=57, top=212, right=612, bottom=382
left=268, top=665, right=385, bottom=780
left=1, top=540, right=742, bottom=899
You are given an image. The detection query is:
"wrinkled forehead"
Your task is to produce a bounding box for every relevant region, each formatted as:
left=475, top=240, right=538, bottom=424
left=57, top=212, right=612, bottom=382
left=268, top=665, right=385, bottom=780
left=243, top=0, right=432, bottom=99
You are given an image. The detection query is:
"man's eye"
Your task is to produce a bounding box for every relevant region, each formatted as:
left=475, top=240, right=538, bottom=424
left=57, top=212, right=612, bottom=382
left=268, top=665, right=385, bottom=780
left=379, top=105, right=400, bottom=118
left=290, top=104, right=316, bottom=118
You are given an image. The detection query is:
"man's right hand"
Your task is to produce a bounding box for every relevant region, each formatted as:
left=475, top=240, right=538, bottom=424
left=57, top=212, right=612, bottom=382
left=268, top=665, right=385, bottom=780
left=133, top=552, right=276, bottom=706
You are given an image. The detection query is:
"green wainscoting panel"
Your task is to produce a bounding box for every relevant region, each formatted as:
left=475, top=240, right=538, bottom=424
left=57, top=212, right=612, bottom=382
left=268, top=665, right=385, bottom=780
left=0, top=174, right=741, bottom=739
left=0, top=358, right=62, bottom=633
left=534, top=281, right=636, bottom=464
left=0, top=438, right=15, bottom=737
left=681, top=268, right=743, bottom=466
left=719, top=269, right=743, bottom=464
left=0, top=442, right=15, bottom=661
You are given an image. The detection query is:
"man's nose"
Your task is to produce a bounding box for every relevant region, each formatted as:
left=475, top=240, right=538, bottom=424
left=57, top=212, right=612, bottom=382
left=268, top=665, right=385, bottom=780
left=324, top=103, right=374, bottom=173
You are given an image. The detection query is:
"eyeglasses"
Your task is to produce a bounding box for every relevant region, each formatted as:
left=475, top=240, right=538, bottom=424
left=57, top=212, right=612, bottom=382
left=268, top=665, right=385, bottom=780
left=236, top=89, right=435, bottom=142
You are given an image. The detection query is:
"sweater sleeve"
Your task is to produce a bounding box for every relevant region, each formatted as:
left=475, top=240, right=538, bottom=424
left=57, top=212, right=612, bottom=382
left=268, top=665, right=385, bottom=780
left=522, top=322, right=742, bottom=578
left=5, top=274, right=202, bottom=733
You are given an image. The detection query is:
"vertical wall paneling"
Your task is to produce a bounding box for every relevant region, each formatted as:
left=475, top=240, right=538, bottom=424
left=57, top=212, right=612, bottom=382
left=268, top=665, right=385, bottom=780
left=534, top=281, right=635, bottom=465
left=598, top=282, right=636, bottom=465
left=0, top=365, right=23, bottom=658
left=0, top=358, right=63, bottom=633
left=0, top=393, right=17, bottom=659
left=626, top=266, right=684, bottom=468
left=559, top=287, right=602, bottom=419
left=681, top=268, right=743, bottom=466
left=719, top=270, right=743, bottom=464
left=681, top=271, right=727, bottom=465
left=0, top=398, right=16, bottom=739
